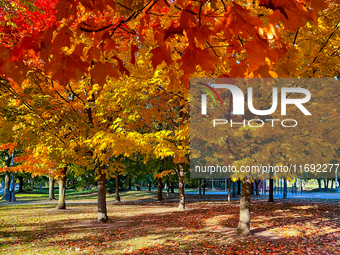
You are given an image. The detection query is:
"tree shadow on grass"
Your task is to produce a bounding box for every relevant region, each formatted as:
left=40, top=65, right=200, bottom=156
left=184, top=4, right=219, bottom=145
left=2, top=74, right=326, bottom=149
left=1, top=200, right=339, bottom=254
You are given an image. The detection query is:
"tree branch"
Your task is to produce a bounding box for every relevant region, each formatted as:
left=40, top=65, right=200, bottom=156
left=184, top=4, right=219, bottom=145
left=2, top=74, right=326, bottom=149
left=293, top=27, right=300, bottom=46
left=312, top=21, right=340, bottom=64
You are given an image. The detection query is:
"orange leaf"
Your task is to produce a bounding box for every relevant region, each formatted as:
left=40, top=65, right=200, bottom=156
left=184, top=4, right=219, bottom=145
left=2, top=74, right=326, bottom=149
left=151, top=45, right=173, bottom=69
left=46, top=52, right=89, bottom=86
left=130, top=44, right=138, bottom=65
left=90, top=61, right=118, bottom=85
left=55, top=0, right=78, bottom=21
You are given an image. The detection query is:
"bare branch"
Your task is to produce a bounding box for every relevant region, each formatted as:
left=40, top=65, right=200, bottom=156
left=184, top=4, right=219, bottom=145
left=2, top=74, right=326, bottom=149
left=206, top=41, right=220, bottom=57
left=312, top=21, right=340, bottom=64
left=293, top=27, right=300, bottom=46
left=198, top=2, right=203, bottom=26
left=79, top=23, right=112, bottom=33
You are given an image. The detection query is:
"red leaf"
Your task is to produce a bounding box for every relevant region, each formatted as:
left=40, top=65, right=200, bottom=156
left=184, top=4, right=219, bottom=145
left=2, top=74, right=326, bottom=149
left=87, top=47, right=101, bottom=61
left=179, top=5, right=196, bottom=30
left=50, top=26, right=73, bottom=54
left=163, top=23, right=184, bottom=41
left=1, top=60, right=29, bottom=84
left=180, top=47, right=219, bottom=87
left=130, top=44, right=138, bottom=65
left=90, top=61, right=118, bottom=85
left=151, top=45, right=173, bottom=69
left=46, top=52, right=89, bottom=86
left=112, top=56, right=129, bottom=76
left=55, top=0, right=78, bottom=21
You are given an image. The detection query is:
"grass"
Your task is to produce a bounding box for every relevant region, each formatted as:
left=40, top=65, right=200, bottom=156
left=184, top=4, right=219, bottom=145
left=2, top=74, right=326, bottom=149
left=1, top=198, right=340, bottom=254
left=0, top=188, right=170, bottom=205
left=2, top=186, right=247, bottom=204
left=1, top=188, right=169, bottom=203
left=1, top=183, right=338, bottom=206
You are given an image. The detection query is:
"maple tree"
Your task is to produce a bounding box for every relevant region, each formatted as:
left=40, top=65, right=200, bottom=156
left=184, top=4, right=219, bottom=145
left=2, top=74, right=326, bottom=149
left=0, top=0, right=58, bottom=201
left=0, top=0, right=337, bottom=233
left=266, top=0, right=340, bottom=202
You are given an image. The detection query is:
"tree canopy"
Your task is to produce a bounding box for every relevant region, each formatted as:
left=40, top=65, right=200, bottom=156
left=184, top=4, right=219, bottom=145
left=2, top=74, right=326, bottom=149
left=1, top=0, right=339, bottom=228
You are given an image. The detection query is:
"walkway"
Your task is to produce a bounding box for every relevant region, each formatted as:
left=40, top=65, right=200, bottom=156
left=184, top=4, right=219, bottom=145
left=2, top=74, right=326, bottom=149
left=186, top=190, right=340, bottom=199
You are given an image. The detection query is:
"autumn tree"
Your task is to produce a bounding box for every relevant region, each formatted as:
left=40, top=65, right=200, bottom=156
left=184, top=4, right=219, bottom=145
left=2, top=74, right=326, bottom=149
left=0, top=99, right=19, bottom=200
left=0, top=0, right=334, bottom=230
left=0, top=0, right=58, bottom=201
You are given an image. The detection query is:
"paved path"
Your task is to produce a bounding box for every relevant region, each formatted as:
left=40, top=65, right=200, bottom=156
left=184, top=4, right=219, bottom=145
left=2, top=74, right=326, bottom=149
left=187, top=191, right=340, bottom=199
left=272, top=192, right=340, bottom=199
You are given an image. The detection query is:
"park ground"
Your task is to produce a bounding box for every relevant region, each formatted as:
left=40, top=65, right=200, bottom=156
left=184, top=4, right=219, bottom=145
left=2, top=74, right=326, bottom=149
left=1, top=189, right=340, bottom=254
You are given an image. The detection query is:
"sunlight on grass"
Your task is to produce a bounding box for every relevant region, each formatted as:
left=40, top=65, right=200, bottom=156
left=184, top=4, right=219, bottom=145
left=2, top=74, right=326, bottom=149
left=1, top=200, right=340, bottom=254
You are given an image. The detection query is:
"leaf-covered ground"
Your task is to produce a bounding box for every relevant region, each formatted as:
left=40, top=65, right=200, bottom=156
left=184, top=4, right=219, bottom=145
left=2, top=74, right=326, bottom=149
left=1, top=199, right=339, bottom=254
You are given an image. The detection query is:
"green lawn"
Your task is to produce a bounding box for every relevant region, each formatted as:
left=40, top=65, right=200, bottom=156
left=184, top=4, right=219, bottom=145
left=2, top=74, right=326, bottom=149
left=1, top=188, right=176, bottom=203
left=1, top=182, right=337, bottom=205
left=1, top=187, right=216, bottom=204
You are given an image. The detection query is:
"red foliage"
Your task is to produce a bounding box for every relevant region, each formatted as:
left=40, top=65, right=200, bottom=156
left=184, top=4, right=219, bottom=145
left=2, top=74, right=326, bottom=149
left=0, top=0, right=57, bottom=48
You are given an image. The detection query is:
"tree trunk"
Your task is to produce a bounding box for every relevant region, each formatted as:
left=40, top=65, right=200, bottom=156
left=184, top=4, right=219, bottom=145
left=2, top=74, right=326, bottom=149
left=198, top=178, right=202, bottom=198
left=148, top=182, right=152, bottom=191
left=251, top=181, right=254, bottom=195
left=166, top=178, right=170, bottom=197
left=157, top=176, right=163, bottom=201
left=317, top=178, right=322, bottom=192
left=178, top=163, right=185, bottom=210
left=97, top=165, right=109, bottom=223
left=10, top=173, right=16, bottom=202
left=263, top=179, right=267, bottom=194
left=57, top=167, right=67, bottom=210
left=115, top=175, right=121, bottom=202
left=135, top=183, right=141, bottom=190
left=2, top=152, right=11, bottom=201
left=227, top=178, right=231, bottom=203
left=4, top=171, right=10, bottom=190
left=232, top=180, right=236, bottom=197
left=48, top=177, right=56, bottom=200
left=128, top=179, right=132, bottom=190
left=268, top=178, right=274, bottom=202
left=237, top=180, right=241, bottom=195
left=203, top=178, right=206, bottom=195
left=170, top=181, right=174, bottom=193
left=283, top=178, right=287, bottom=199
left=255, top=179, right=260, bottom=196
left=17, top=176, right=24, bottom=193
left=3, top=171, right=10, bottom=201
left=237, top=178, right=252, bottom=235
